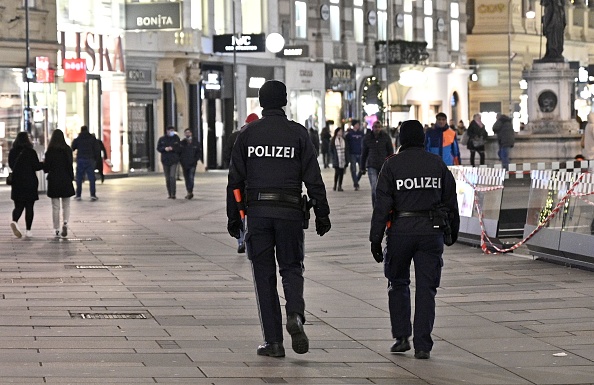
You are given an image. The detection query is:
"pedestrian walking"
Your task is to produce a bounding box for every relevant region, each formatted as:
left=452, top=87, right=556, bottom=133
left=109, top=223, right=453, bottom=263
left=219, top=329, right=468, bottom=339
left=582, top=112, right=594, bottom=161
left=92, top=134, right=108, bottom=184
left=71, top=125, right=99, bottom=200
left=320, top=121, right=332, bottom=168
left=492, top=114, right=515, bottom=170
left=180, top=128, right=202, bottom=200
left=44, top=129, right=75, bottom=237
left=8, top=132, right=44, bottom=238
left=226, top=80, right=331, bottom=357
left=370, top=120, right=460, bottom=360
left=344, top=119, right=365, bottom=190
left=329, top=126, right=349, bottom=191
left=466, top=114, right=488, bottom=167
left=360, top=120, right=394, bottom=207
left=425, top=112, right=461, bottom=166
left=308, top=124, right=320, bottom=156
left=157, top=126, right=181, bottom=199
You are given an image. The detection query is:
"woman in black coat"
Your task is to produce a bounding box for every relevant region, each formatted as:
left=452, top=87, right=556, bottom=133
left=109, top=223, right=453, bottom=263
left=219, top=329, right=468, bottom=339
left=9, top=132, right=43, bottom=238
left=44, top=129, right=76, bottom=237
left=329, top=126, right=350, bottom=191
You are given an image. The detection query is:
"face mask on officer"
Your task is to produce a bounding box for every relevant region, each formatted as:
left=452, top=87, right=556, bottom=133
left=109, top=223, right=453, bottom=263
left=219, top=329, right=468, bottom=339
left=168, top=130, right=175, bottom=137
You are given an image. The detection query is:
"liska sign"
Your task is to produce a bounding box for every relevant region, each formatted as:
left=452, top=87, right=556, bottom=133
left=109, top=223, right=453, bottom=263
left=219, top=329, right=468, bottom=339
left=58, top=31, right=125, bottom=73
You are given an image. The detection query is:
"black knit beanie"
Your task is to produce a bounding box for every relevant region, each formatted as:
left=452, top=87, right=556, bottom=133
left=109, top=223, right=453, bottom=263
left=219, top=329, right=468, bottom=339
left=259, top=80, right=287, bottom=109
left=399, top=120, right=425, bottom=147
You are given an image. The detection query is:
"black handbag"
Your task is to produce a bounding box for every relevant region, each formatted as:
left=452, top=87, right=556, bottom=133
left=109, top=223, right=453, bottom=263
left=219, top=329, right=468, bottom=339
left=7, top=150, right=23, bottom=185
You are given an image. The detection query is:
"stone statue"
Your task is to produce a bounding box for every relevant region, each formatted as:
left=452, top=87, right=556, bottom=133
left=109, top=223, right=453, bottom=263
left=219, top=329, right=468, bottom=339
left=540, top=0, right=566, bottom=62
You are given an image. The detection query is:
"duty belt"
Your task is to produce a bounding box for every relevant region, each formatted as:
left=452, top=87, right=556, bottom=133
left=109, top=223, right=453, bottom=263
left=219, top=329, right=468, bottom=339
left=393, top=210, right=432, bottom=218
left=254, top=192, right=301, bottom=205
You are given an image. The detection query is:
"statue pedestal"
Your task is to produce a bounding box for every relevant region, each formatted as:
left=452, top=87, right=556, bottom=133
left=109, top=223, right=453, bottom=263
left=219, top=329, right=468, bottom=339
left=522, top=61, right=579, bottom=134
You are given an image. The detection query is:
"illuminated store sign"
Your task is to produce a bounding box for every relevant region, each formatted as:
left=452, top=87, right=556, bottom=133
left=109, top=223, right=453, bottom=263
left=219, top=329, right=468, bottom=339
left=325, top=64, right=356, bottom=91
left=63, top=59, right=87, bottom=83
left=36, top=57, right=50, bottom=83
left=58, top=31, right=125, bottom=73
left=125, top=2, right=181, bottom=31
left=276, top=45, right=309, bottom=58
left=213, top=34, right=266, bottom=53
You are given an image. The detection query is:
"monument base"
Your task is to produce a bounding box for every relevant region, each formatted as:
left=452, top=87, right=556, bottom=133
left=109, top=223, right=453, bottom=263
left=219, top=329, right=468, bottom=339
left=525, top=120, right=579, bottom=135
left=477, top=134, right=582, bottom=164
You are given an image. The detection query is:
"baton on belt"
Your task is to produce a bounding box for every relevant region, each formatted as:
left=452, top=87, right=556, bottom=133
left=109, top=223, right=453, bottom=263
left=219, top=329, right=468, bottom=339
left=233, top=189, right=245, bottom=219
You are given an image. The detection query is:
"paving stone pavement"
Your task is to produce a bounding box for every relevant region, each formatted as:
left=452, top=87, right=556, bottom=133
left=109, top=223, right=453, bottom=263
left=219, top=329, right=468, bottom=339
left=0, top=169, right=593, bottom=385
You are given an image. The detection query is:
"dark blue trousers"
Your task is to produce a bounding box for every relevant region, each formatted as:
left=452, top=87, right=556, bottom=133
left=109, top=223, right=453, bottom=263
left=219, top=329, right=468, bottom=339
left=384, top=232, right=443, bottom=352
left=245, top=216, right=305, bottom=344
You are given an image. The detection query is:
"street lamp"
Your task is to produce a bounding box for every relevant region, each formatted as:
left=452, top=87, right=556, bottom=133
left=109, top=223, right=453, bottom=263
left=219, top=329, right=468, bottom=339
left=507, top=0, right=513, bottom=116
left=24, top=0, right=31, bottom=133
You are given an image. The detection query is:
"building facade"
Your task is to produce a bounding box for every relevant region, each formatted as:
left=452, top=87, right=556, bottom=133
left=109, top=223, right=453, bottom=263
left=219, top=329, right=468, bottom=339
left=467, top=0, right=594, bottom=132
left=2, top=0, right=472, bottom=176
left=0, top=0, right=58, bottom=177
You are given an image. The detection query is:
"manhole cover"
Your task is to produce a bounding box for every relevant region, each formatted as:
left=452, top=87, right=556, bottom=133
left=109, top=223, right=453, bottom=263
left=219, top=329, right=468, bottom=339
left=65, top=264, right=133, bottom=269
left=72, top=312, right=148, bottom=319
left=73, top=220, right=117, bottom=223
left=49, top=237, right=102, bottom=241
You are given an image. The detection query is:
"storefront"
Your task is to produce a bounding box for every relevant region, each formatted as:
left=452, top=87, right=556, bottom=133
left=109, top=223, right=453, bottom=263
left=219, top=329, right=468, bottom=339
left=126, top=64, right=159, bottom=173
left=0, top=68, right=56, bottom=178
left=245, top=65, right=275, bottom=119
left=200, top=63, right=232, bottom=169
left=285, top=61, right=325, bottom=132
left=325, top=64, right=357, bottom=128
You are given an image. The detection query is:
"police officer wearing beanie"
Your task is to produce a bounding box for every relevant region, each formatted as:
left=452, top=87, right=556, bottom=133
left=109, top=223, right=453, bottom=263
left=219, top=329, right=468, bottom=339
left=369, top=120, right=459, bottom=360
left=226, top=80, right=331, bottom=357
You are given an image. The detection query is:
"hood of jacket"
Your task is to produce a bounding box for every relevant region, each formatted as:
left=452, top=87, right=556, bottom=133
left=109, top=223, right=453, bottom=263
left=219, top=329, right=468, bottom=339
left=498, top=115, right=512, bottom=123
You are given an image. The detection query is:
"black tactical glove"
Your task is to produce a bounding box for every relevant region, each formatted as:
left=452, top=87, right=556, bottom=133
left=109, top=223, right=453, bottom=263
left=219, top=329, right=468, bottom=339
left=360, top=168, right=367, bottom=176
left=371, top=242, right=383, bottom=263
left=227, top=219, right=243, bottom=239
left=315, top=216, right=331, bottom=236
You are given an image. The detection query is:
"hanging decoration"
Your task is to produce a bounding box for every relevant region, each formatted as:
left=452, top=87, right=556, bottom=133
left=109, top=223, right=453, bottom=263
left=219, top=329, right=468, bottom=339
left=361, top=76, right=384, bottom=123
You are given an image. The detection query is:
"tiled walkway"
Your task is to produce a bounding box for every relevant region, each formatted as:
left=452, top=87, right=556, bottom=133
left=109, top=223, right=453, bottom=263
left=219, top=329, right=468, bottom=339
left=0, top=170, right=592, bottom=384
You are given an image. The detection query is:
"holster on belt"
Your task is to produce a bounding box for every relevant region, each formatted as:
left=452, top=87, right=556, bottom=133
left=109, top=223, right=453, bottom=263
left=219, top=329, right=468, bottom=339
left=301, top=195, right=316, bottom=229
left=392, top=207, right=453, bottom=245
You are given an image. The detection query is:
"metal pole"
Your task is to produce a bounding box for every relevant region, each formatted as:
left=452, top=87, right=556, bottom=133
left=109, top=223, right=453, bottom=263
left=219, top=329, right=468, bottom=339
left=232, top=0, right=237, bottom=130
left=25, top=0, right=31, bottom=133
left=508, top=0, right=513, bottom=116
left=385, top=2, right=390, bottom=129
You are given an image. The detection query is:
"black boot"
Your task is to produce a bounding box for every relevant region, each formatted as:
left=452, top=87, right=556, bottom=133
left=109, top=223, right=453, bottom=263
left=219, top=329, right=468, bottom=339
left=390, top=337, right=411, bottom=353
left=286, top=313, right=309, bottom=354
left=257, top=342, right=285, bottom=357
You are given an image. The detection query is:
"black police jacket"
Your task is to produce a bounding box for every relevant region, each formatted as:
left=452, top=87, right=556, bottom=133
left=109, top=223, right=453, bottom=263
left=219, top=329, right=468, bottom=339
left=369, top=146, right=460, bottom=243
left=226, top=108, right=330, bottom=221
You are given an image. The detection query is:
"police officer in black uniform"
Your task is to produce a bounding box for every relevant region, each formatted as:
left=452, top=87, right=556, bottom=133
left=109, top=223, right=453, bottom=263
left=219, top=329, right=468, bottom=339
left=369, top=120, right=459, bottom=360
left=226, top=80, right=331, bottom=357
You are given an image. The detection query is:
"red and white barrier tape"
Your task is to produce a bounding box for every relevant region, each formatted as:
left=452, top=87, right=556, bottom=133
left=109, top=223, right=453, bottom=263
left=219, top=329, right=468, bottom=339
left=474, top=173, right=586, bottom=254
left=459, top=171, right=587, bottom=255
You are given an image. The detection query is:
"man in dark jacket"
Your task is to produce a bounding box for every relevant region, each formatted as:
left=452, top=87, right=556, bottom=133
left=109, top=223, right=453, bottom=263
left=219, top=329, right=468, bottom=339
left=92, top=134, right=108, bottom=183
left=226, top=80, right=331, bottom=358
left=361, top=120, right=394, bottom=207
left=71, top=125, right=99, bottom=201
left=180, top=128, right=202, bottom=199
left=156, top=126, right=181, bottom=199
left=370, top=120, right=459, bottom=360
left=492, top=114, right=515, bottom=170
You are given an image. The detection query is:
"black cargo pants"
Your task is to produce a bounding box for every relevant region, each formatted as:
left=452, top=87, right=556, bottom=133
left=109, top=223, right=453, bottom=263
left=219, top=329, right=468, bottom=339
left=245, top=216, right=305, bottom=343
